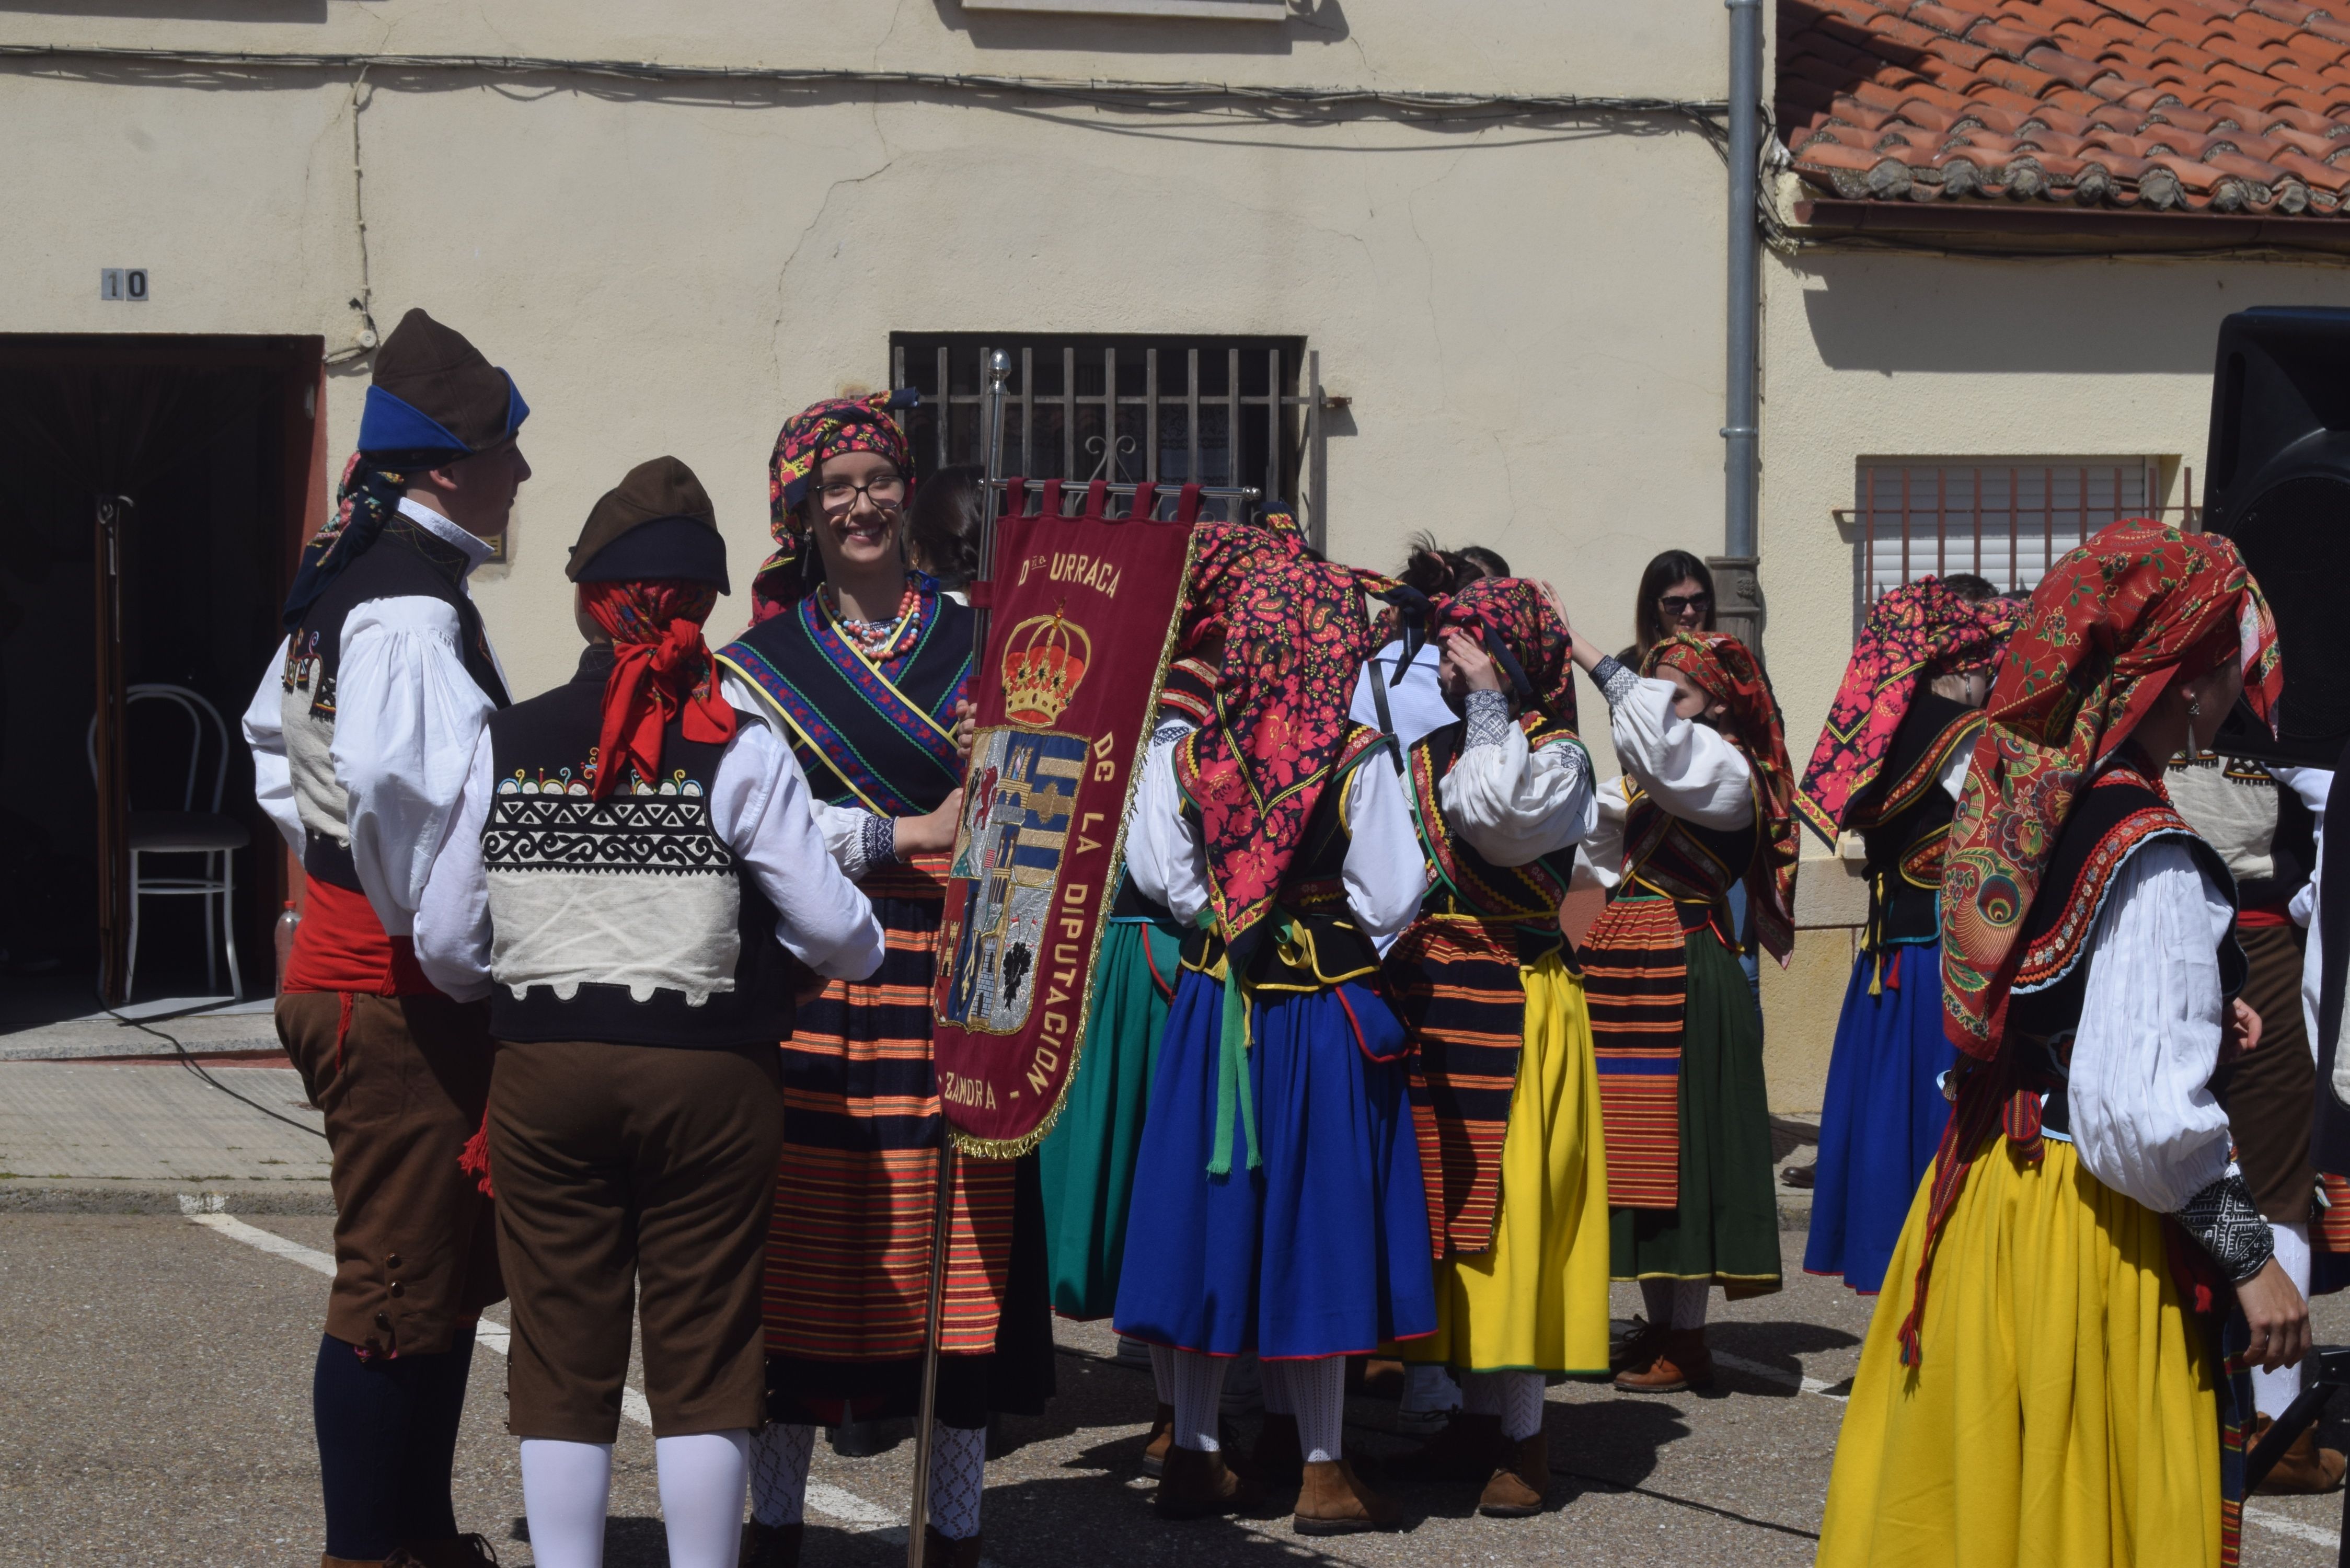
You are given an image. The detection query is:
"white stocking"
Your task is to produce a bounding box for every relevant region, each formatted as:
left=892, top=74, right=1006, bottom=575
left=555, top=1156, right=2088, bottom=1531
left=1460, top=1370, right=1504, bottom=1416
left=656, top=1431, right=749, bottom=1568
left=519, top=1438, right=614, bottom=1568
left=929, top=1422, right=986, bottom=1541
left=1639, top=1278, right=1676, bottom=1327
left=1497, top=1371, right=1546, bottom=1442
left=1291, top=1356, right=1345, bottom=1465
left=748, top=1422, right=814, bottom=1528
left=1674, top=1279, right=1710, bottom=1329
left=1148, top=1343, right=1176, bottom=1406
left=1170, top=1351, right=1229, bottom=1451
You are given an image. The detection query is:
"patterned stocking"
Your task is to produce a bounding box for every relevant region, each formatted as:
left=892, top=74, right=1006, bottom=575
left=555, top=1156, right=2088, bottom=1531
left=748, top=1422, right=814, bottom=1528
left=929, top=1423, right=986, bottom=1541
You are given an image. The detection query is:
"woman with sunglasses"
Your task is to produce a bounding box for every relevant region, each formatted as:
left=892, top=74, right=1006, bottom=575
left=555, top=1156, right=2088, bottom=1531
left=1621, top=550, right=1717, bottom=664
left=716, top=393, right=1048, bottom=1568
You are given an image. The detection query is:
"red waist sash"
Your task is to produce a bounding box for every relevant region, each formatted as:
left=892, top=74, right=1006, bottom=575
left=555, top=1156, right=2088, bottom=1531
left=282, top=879, right=441, bottom=998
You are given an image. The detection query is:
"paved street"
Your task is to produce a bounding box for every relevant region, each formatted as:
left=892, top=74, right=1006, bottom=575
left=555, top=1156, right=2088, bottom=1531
left=4, top=1059, right=2349, bottom=1565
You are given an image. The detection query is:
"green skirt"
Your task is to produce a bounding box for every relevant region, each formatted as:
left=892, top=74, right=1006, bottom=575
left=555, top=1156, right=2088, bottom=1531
left=1036, top=918, right=1182, bottom=1318
left=1608, top=927, right=1782, bottom=1292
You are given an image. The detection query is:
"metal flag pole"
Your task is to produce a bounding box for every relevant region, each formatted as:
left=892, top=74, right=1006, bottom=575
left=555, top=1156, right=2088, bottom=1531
left=907, top=349, right=1011, bottom=1565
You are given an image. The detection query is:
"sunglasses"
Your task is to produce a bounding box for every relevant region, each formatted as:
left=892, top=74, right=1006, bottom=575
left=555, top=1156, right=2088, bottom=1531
left=1657, top=593, right=1711, bottom=616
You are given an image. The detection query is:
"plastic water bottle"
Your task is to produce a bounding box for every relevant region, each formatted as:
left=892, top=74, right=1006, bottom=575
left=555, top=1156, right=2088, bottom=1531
left=274, top=901, right=301, bottom=995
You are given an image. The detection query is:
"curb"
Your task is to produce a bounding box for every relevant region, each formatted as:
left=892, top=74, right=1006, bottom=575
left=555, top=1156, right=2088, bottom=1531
left=0, top=1180, right=336, bottom=1215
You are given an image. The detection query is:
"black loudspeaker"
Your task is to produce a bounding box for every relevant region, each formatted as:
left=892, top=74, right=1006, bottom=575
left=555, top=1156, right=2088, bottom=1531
left=2202, top=306, right=2350, bottom=768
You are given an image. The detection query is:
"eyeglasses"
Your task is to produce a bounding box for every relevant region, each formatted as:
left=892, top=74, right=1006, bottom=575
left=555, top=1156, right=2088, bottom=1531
left=817, top=474, right=907, bottom=511
left=1657, top=593, right=1712, bottom=616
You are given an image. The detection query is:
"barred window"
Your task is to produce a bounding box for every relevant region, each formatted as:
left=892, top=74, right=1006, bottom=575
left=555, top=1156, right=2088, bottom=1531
left=890, top=334, right=1313, bottom=520
left=1849, top=459, right=2168, bottom=605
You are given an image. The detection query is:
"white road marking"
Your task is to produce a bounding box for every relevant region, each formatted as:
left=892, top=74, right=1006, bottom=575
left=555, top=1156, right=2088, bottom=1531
left=183, top=1200, right=945, bottom=1548
left=2244, top=1506, right=2344, bottom=1547
left=1710, top=1350, right=1849, bottom=1403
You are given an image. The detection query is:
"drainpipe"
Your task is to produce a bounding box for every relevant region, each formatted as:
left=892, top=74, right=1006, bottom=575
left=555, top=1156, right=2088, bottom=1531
left=1712, top=0, right=1766, bottom=661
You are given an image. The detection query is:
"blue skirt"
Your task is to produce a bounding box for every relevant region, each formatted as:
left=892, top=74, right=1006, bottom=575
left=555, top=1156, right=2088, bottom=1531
left=1802, top=943, right=1954, bottom=1295
left=1111, top=969, right=1437, bottom=1359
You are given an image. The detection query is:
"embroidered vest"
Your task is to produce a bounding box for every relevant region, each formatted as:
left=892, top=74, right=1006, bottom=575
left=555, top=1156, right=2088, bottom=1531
left=1179, top=724, right=1393, bottom=990
left=2006, top=759, right=2242, bottom=1106
left=716, top=586, right=971, bottom=817
left=1616, top=784, right=1757, bottom=950
left=1407, top=717, right=1580, bottom=958
left=1852, top=695, right=1982, bottom=952
left=480, top=649, right=793, bottom=1050
left=280, top=520, right=508, bottom=891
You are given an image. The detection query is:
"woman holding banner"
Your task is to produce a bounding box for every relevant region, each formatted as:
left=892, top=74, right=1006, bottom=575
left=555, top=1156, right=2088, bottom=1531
left=1111, top=513, right=1436, bottom=1537
left=715, top=392, right=1052, bottom=1568
left=1386, top=578, right=1607, bottom=1518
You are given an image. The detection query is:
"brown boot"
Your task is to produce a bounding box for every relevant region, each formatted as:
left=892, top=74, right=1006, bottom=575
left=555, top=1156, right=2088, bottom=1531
left=384, top=1538, right=500, bottom=1568
left=2252, top=1415, right=2350, bottom=1495
left=1156, top=1443, right=1262, bottom=1519
left=1251, top=1412, right=1305, bottom=1490
left=1478, top=1430, right=1550, bottom=1517
left=1393, top=1410, right=1503, bottom=1483
left=1141, top=1401, right=1176, bottom=1478
left=1610, top=1316, right=1666, bottom=1373
left=742, top=1519, right=804, bottom=1567
left=1614, top=1327, right=1713, bottom=1393
left=1294, top=1457, right=1400, bottom=1536
left=920, top=1526, right=984, bottom=1567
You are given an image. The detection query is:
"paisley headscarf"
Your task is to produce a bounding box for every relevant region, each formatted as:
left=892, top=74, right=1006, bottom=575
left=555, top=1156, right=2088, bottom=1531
left=1173, top=519, right=1376, bottom=962
left=1940, top=520, right=2283, bottom=1060
left=1796, top=578, right=2018, bottom=842
left=1643, top=631, right=1800, bottom=964
left=752, top=387, right=918, bottom=615
left=1433, top=577, right=1577, bottom=734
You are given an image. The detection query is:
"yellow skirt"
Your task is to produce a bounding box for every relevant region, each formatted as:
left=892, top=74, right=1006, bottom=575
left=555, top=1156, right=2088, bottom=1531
left=1400, top=952, right=1612, bottom=1376
left=1818, top=1135, right=2221, bottom=1568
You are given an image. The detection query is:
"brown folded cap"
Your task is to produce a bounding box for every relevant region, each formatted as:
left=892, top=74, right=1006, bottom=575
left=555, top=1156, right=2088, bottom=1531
left=568, top=456, right=729, bottom=589
left=371, top=308, right=521, bottom=453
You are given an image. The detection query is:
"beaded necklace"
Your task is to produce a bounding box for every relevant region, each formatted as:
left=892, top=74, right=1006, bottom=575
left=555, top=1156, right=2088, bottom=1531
left=822, top=576, right=923, bottom=661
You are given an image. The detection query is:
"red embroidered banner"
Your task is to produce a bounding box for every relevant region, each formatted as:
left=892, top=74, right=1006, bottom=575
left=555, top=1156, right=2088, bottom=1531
left=932, top=479, right=1201, bottom=1156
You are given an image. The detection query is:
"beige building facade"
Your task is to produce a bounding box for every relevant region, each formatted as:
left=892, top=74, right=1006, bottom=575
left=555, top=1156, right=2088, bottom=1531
left=6, top=1, right=2336, bottom=1102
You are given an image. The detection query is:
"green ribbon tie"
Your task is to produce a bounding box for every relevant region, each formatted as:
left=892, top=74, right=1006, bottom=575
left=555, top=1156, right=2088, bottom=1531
left=1203, top=913, right=1261, bottom=1177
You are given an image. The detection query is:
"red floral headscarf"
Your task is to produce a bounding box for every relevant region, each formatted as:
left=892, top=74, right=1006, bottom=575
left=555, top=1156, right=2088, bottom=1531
left=1796, top=578, right=2018, bottom=843
left=1643, top=631, right=1799, bottom=964
left=1173, top=520, right=1376, bottom=960
left=580, top=580, right=736, bottom=801
left=1433, top=577, right=1577, bottom=734
left=1940, top=520, right=2283, bottom=1060
left=753, top=388, right=918, bottom=616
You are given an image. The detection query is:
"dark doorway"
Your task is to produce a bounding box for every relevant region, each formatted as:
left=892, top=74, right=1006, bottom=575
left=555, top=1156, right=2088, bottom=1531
left=0, top=335, right=324, bottom=1020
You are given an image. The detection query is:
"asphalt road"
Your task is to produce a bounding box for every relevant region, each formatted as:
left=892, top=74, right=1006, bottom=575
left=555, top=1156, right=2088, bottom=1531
left=4, top=1209, right=2348, bottom=1566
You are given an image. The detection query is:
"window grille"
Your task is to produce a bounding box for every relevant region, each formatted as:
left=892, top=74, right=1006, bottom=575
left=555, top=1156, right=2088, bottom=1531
left=1844, top=459, right=2180, bottom=605
left=890, top=334, right=1317, bottom=529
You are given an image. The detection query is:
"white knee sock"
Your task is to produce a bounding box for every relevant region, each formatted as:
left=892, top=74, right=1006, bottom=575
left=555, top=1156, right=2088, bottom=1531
left=1148, top=1343, right=1176, bottom=1406
left=1260, top=1358, right=1296, bottom=1417
left=929, top=1422, right=986, bottom=1541
left=1675, top=1279, right=1711, bottom=1329
left=1497, top=1371, right=1546, bottom=1442
left=1460, top=1369, right=1503, bottom=1416
left=656, top=1431, right=750, bottom=1568
left=1171, top=1351, right=1229, bottom=1451
left=1639, top=1278, right=1676, bottom=1327
left=520, top=1438, right=614, bottom=1568
left=2254, top=1220, right=2313, bottom=1419
left=1292, top=1356, right=1346, bottom=1465
left=748, top=1422, right=814, bottom=1528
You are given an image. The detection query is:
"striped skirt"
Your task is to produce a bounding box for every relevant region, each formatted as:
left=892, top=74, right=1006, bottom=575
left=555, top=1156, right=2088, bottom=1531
left=761, top=858, right=1053, bottom=1426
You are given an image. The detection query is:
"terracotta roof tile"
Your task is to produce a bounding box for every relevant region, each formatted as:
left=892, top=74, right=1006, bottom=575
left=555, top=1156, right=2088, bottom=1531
left=1783, top=0, right=2350, bottom=215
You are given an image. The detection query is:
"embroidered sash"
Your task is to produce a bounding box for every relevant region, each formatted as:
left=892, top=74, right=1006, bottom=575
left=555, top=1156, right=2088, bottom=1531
left=1391, top=719, right=1581, bottom=1256
left=717, top=589, right=971, bottom=816
left=1585, top=788, right=1752, bottom=1212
